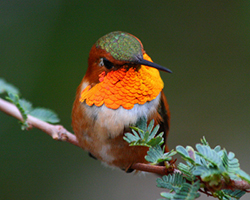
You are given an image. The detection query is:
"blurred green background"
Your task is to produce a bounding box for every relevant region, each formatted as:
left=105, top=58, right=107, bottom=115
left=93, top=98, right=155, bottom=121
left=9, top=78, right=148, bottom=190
left=1, top=1, right=249, bottom=199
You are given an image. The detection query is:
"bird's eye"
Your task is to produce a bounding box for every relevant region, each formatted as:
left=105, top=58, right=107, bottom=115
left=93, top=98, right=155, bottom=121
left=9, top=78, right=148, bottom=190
left=101, top=58, right=114, bottom=69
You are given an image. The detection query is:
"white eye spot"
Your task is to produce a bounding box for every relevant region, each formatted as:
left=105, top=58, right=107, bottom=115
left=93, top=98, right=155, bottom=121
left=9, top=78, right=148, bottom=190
left=99, top=58, right=104, bottom=67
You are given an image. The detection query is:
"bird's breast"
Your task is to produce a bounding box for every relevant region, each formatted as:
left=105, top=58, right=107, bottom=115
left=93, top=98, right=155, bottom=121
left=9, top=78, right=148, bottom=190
left=73, top=93, right=161, bottom=169
left=83, top=92, right=161, bottom=138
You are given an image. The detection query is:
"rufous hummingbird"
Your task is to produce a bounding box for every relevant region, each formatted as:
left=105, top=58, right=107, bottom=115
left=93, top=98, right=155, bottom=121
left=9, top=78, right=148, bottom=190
left=72, top=31, right=171, bottom=172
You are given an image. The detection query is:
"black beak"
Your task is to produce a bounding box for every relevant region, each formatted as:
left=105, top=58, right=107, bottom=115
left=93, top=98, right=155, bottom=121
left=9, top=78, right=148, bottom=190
left=136, top=58, right=172, bottom=73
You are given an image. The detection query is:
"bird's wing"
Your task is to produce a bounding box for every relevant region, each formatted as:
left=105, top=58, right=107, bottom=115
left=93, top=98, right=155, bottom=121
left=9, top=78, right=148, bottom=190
left=157, top=91, right=171, bottom=152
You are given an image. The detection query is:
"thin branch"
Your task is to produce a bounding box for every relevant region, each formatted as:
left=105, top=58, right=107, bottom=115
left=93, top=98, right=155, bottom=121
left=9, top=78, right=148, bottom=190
left=131, top=163, right=175, bottom=175
left=1, top=97, right=250, bottom=192
left=0, top=98, right=80, bottom=147
left=131, top=163, right=250, bottom=191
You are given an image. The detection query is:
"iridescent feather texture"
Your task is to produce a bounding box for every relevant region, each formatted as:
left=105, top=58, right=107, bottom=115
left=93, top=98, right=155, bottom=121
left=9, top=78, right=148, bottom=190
left=72, top=31, right=171, bottom=171
left=96, top=31, right=143, bottom=62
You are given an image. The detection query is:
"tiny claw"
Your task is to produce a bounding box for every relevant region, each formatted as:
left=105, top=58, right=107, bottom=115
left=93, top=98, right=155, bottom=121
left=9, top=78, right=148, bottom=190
left=124, top=164, right=134, bottom=173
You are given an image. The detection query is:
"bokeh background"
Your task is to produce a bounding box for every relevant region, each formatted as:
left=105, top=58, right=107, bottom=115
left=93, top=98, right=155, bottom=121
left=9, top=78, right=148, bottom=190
left=1, top=1, right=249, bottom=200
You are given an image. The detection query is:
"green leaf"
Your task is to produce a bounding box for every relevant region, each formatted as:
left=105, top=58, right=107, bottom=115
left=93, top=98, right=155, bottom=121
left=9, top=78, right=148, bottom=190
left=19, top=99, right=33, bottom=114
left=147, top=135, right=164, bottom=147
left=135, top=116, right=147, bottom=132
left=222, top=189, right=246, bottom=200
left=158, top=176, right=200, bottom=200
left=157, top=173, right=186, bottom=191
left=196, top=144, right=223, bottom=169
left=227, top=152, right=240, bottom=172
left=175, top=182, right=200, bottom=200
left=214, top=145, right=221, bottom=152
left=215, top=189, right=246, bottom=200
left=6, top=92, right=19, bottom=104
left=200, top=136, right=209, bottom=146
left=29, top=108, right=60, bottom=123
left=1, top=79, right=60, bottom=129
left=173, top=181, right=200, bottom=200
left=193, top=166, right=222, bottom=186
left=186, top=146, right=196, bottom=161
left=6, top=93, right=29, bottom=129
left=6, top=93, right=28, bottom=121
left=236, top=169, right=250, bottom=184
left=0, top=78, right=19, bottom=95
left=124, top=118, right=164, bottom=147
left=5, top=92, right=60, bottom=127
left=159, top=192, right=173, bottom=199
left=145, top=146, right=175, bottom=164
left=143, top=129, right=149, bottom=142
left=148, top=124, right=160, bottom=140
left=123, top=132, right=140, bottom=144
left=123, top=132, right=149, bottom=147
left=147, top=119, right=154, bottom=134
left=177, top=163, right=196, bottom=182
left=220, top=150, right=241, bottom=181
left=176, top=145, right=196, bottom=165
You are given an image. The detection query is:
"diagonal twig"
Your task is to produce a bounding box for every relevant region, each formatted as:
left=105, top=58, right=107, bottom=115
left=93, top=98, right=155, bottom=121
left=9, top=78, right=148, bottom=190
left=0, top=98, right=80, bottom=147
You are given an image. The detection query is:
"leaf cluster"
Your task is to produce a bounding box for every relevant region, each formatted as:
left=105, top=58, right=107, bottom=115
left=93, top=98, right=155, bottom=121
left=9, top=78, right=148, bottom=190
left=0, top=78, right=59, bottom=129
left=123, top=117, right=250, bottom=200
left=123, top=117, right=176, bottom=164
left=175, top=137, right=249, bottom=199
left=154, top=138, right=249, bottom=200
left=157, top=173, right=200, bottom=200
left=124, top=117, right=164, bottom=147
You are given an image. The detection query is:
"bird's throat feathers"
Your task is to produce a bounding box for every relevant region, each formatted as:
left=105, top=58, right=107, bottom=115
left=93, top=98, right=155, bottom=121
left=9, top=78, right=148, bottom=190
left=79, top=54, right=164, bottom=110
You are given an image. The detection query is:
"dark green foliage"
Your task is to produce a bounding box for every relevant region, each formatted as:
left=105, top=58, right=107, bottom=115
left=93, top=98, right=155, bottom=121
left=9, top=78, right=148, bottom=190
left=124, top=117, right=175, bottom=164
left=29, top=108, right=60, bottom=123
left=0, top=78, right=60, bottom=129
left=175, top=139, right=249, bottom=199
left=124, top=118, right=249, bottom=200
left=215, top=190, right=246, bottom=200
left=176, top=142, right=250, bottom=184
left=6, top=93, right=29, bottom=129
left=145, top=146, right=175, bottom=164
left=176, top=145, right=197, bottom=165
left=123, top=117, right=164, bottom=148
left=159, top=181, right=200, bottom=200
left=177, top=163, right=196, bottom=182
left=157, top=173, right=186, bottom=191
left=235, top=169, right=250, bottom=184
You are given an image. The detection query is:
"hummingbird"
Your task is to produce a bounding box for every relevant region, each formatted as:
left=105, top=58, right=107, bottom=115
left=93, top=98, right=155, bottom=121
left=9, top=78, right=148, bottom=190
left=72, top=31, right=171, bottom=172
